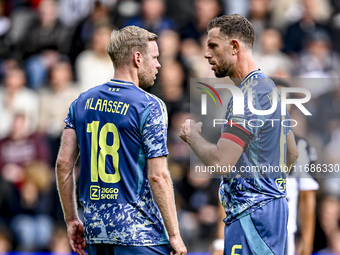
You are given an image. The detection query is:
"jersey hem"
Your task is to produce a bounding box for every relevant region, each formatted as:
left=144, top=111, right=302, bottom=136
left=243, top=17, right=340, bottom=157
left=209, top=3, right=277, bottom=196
left=224, top=196, right=286, bottom=225
left=85, top=239, right=170, bottom=246
left=147, top=152, right=169, bottom=159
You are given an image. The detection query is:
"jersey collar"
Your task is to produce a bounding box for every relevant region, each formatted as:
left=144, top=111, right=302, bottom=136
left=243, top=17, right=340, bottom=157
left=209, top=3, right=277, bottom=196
left=109, top=79, right=136, bottom=86
left=239, top=69, right=262, bottom=88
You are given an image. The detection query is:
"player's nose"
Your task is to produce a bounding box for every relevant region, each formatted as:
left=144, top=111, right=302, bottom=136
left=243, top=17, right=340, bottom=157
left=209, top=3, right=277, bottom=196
left=204, top=51, right=212, bottom=59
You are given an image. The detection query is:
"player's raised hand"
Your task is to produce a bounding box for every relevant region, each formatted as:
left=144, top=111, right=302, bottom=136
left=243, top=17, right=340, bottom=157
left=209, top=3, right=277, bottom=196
left=67, top=218, right=86, bottom=255
left=179, top=119, right=202, bottom=145
left=169, top=235, right=187, bottom=255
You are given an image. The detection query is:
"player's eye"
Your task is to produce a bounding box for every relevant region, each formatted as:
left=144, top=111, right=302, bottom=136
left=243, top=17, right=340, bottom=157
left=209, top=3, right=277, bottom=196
left=208, top=43, right=216, bottom=49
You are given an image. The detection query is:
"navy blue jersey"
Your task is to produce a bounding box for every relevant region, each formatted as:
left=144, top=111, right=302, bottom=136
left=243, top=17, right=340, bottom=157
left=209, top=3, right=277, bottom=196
left=219, top=70, right=292, bottom=223
left=64, top=79, right=169, bottom=246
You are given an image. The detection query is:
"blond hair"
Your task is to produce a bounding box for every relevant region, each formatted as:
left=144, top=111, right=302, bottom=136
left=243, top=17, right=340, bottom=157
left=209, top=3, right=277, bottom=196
left=106, top=26, right=158, bottom=68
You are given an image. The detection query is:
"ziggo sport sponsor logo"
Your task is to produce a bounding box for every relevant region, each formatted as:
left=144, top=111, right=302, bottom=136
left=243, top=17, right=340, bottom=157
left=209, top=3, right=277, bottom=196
left=90, top=185, right=119, bottom=200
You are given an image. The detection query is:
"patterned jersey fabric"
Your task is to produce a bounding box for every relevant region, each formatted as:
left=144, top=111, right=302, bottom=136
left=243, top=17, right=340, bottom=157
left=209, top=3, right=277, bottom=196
left=64, top=79, right=169, bottom=245
left=219, top=70, right=293, bottom=224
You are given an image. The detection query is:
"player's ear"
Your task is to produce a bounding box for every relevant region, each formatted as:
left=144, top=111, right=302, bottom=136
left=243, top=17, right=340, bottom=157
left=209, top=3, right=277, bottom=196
left=133, top=51, right=142, bottom=68
left=231, top=39, right=240, bottom=55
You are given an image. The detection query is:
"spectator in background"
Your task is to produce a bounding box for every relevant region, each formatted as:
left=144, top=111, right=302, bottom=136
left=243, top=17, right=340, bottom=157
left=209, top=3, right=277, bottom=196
left=0, top=113, right=51, bottom=186
left=75, top=24, right=113, bottom=92
left=176, top=166, right=220, bottom=252
left=311, top=80, right=340, bottom=143
left=318, top=192, right=340, bottom=254
left=0, top=177, right=16, bottom=233
left=153, top=60, right=187, bottom=121
left=165, top=0, right=195, bottom=27
left=38, top=59, right=79, bottom=165
left=79, top=1, right=112, bottom=45
left=0, top=67, right=39, bottom=139
left=0, top=224, right=12, bottom=253
left=270, top=0, right=330, bottom=32
left=181, top=34, right=216, bottom=78
left=69, top=1, right=114, bottom=64
left=5, top=0, right=43, bottom=11
left=167, top=109, right=191, bottom=182
left=9, top=162, right=54, bottom=251
left=158, top=29, right=181, bottom=63
left=179, top=0, right=222, bottom=79
left=126, top=0, right=176, bottom=34
left=253, top=27, right=292, bottom=76
left=58, top=0, right=97, bottom=28
left=180, top=0, right=222, bottom=42
left=0, top=1, right=11, bottom=63
left=283, top=0, right=330, bottom=56
left=323, top=122, right=340, bottom=167
left=329, top=0, right=340, bottom=54
left=6, top=1, right=37, bottom=61
left=294, top=30, right=340, bottom=99
left=21, top=0, right=72, bottom=89
left=49, top=223, right=72, bottom=254
left=111, top=0, right=140, bottom=29
left=223, top=0, right=249, bottom=17
left=179, top=38, right=202, bottom=73
left=295, top=29, right=340, bottom=78
left=246, top=0, right=272, bottom=52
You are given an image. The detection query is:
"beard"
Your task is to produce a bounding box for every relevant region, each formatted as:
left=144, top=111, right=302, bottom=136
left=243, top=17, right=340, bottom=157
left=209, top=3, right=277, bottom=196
left=138, top=66, right=155, bottom=89
left=214, top=59, right=233, bottom=78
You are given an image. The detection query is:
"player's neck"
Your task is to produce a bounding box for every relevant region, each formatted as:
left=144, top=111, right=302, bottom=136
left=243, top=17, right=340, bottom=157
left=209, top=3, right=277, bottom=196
left=113, top=67, right=139, bottom=87
left=232, top=55, right=258, bottom=86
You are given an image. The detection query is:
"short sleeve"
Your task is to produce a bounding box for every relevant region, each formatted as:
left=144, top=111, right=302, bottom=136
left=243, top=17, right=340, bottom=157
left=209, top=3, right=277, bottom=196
left=64, top=99, right=77, bottom=129
left=226, top=114, right=257, bottom=136
left=141, top=99, right=169, bottom=158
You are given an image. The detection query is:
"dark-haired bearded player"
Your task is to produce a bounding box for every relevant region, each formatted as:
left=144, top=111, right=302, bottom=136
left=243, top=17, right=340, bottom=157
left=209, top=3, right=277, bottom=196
left=180, top=14, right=298, bottom=255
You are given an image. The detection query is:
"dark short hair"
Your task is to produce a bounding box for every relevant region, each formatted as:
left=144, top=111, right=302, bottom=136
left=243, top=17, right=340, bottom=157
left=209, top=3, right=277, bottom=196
left=207, top=14, right=255, bottom=48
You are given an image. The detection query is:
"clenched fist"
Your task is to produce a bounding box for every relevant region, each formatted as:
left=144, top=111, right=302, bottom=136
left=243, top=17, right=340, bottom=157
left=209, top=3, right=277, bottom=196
left=179, top=119, right=202, bottom=145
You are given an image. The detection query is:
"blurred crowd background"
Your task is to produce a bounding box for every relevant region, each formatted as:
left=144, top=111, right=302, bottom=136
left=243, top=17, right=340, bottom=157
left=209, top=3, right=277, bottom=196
left=0, top=0, right=339, bottom=253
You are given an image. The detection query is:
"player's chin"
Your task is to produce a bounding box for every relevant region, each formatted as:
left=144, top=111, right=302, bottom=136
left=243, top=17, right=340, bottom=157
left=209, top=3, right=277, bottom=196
left=214, top=72, right=223, bottom=78
left=140, top=81, right=154, bottom=89
left=214, top=70, right=228, bottom=78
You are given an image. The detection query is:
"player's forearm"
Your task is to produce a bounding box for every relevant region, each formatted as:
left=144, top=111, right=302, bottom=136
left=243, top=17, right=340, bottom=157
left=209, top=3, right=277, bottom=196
left=149, top=173, right=180, bottom=237
left=56, top=164, right=78, bottom=223
left=56, top=129, right=80, bottom=223
left=190, top=132, right=241, bottom=174
left=190, top=132, right=221, bottom=167
left=299, top=190, right=316, bottom=254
